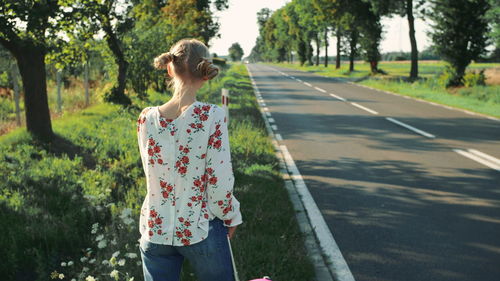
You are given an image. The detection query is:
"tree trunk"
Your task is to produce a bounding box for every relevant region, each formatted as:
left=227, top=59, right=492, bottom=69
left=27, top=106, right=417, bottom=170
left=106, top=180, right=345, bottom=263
left=102, top=15, right=131, bottom=105
left=315, top=33, right=320, bottom=66
left=324, top=26, right=329, bottom=67
left=336, top=26, right=341, bottom=69
left=407, top=0, right=419, bottom=79
left=16, top=48, right=54, bottom=141
left=349, top=31, right=358, bottom=72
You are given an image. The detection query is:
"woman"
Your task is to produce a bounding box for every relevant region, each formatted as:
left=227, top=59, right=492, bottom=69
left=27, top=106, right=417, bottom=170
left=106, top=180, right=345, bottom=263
left=136, top=38, right=243, bottom=281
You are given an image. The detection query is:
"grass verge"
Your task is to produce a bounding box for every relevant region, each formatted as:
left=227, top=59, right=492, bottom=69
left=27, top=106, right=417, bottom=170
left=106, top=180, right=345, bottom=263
left=0, top=63, right=315, bottom=281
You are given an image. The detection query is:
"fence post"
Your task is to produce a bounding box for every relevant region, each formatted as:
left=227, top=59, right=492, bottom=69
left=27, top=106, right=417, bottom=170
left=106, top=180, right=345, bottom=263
left=56, top=69, right=63, bottom=113
left=221, top=88, right=229, bottom=122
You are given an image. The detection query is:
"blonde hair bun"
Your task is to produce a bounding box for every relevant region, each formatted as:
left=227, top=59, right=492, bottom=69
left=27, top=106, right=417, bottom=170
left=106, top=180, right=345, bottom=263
left=153, top=52, right=175, bottom=70
left=197, top=58, right=219, bottom=80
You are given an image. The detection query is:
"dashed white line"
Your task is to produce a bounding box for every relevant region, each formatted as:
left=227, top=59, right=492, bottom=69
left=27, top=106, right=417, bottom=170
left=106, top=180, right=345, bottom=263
left=275, top=133, right=283, bottom=141
left=386, top=117, right=435, bottom=138
left=265, top=112, right=271, bottom=117
left=280, top=145, right=356, bottom=281
left=268, top=118, right=275, bottom=123
left=468, top=149, right=500, bottom=166
left=304, top=82, right=312, bottom=87
left=297, top=79, right=303, bottom=83
left=271, top=124, right=278, bottom=131
left=330, top=93, right=347, bottom=102
left=453, top=149, right=500, bottom=171
left=350, top=102, right=379, bottom=115
left=314, top=87, right=327, bottom=93
left=263, top=107, right=269, bottom=112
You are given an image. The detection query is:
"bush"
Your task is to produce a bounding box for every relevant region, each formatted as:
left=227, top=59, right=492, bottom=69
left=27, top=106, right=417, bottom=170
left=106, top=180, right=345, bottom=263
left=438, top=64, right=461, bottom=88
left=463, top=69, right=486, bottom=87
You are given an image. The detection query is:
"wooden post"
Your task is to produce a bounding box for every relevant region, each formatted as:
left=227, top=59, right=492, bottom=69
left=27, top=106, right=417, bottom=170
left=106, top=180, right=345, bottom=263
left=84, top=61, right=90, bottom=107
left=221, top=88, right=229, bottom=122
left=11, top=63, right=21, bottom=126
left=56, top=70, right=62, bottom=113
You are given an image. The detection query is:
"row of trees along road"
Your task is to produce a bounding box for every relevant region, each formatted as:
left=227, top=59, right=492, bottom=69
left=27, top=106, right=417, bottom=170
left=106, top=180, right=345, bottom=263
left=249, top=0, right=497, bottom=85
left=0, top=0, right=229, bottom=142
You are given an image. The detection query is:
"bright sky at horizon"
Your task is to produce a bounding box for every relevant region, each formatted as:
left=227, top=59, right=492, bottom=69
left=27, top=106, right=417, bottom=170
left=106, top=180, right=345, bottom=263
left=209, top=0, right=432, bottom=58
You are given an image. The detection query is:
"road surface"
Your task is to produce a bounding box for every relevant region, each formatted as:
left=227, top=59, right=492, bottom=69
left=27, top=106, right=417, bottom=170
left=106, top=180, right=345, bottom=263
left=246, top=63, right=500, bottom=281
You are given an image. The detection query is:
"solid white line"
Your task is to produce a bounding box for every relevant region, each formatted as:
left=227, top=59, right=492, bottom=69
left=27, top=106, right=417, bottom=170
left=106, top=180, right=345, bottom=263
left=280, top=145, right=356, bottom=281
left=261, top=103, right=267, bottom=106
left=467, top=149, right=500, bottom=166
left=275, top=133, right=283, bottom=141
left=314, top=87, right=327, bottom=93
left=386, top=117, right=436, bottom=138
left=453, top=149, right=500, bottom=171
left=297, top=79, right=303, bottom=83
left=263, top=107, right=269, bottom=112
left=304, top=82, right=312, bottom=87
left=268, top=118, right=275, bottom=123
left=271, top=124, right=278, bottom=131
left=330, top=93, right=347, bottom=102
left=350, top=102, right=379, bottom=115
left=265, top=112, right=271, bottom=117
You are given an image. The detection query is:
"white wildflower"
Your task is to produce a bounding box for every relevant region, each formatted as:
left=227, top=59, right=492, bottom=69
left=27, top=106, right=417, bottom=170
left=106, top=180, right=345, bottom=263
left=109, top=269, right=119, bottom=280
left=128, top=278, right=134, bottom=281
left=67, top=261, right=74, bottom=266
left=136, top=261, right=142, bottom=266
left=58, top=273, right=65, bottom=279
left=82, top=267, right=89, bottom=272
left=109, top=256, right=117, bottom=266
left=118, top=259, right=126, bottom=266
left=80, top=257, right=88, bottom=263
left=89, top=258, right=96, bottom=264
left=97, top=239, right=107, bottom=249
left=71, top=279, right=76, bottom=281
left=112, top=251, right=120, bottom=258
left=102, top=259, right=110, bottom=266
left=111, top=238, right=118, bottom=245
left=85, top=276, right=96, bottom=281
left=95, top=234, right=104, bottom=241
left=61, top=262, right=67, bottom=267
left=125, top=253, right=137, bottom=259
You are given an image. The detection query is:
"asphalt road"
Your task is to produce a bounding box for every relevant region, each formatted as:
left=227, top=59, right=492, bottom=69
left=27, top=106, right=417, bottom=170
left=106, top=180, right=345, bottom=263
left=246, top=63, right=500, bottom=281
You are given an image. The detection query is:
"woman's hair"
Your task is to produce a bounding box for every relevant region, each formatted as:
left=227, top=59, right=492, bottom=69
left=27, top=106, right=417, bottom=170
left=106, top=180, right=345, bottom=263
left=153, top=39, right=219, bottom=106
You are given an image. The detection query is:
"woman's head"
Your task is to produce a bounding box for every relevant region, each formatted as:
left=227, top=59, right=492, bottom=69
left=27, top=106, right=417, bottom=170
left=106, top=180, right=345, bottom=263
left=154, top=38, right=219, bottom=96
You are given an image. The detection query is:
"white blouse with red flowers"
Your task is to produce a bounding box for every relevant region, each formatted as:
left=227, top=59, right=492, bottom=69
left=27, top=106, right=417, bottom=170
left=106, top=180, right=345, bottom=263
left=136, top=101, right=243, bottom=246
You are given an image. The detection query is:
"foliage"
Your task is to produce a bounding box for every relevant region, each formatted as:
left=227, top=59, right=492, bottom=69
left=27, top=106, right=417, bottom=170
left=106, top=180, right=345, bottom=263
left=463, top=69, right=487, bottom=87
left=428, top=0, right=492, bottom=86
left=228, top=42, right=244, bottom=61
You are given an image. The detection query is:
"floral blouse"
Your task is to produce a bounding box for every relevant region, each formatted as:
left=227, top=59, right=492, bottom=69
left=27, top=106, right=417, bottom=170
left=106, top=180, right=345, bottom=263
left=136, top=101, right=242, bottom=246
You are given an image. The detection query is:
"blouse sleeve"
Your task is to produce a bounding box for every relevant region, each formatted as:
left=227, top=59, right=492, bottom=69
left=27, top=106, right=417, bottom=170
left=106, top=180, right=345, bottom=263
left=136, top=107, right=149, bottom=174
left=205, top=107, right=243, bottom=228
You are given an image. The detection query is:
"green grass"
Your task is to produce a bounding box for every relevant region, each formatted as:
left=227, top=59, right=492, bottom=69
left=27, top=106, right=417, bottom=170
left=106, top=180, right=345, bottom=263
left=0, top=63, right=315, bottom=281
left=268, top=61, right=500, bottom=118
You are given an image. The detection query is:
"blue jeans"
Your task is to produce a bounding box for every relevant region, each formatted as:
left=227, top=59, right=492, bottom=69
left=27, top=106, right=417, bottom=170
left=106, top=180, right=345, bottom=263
left=139, top=218, right=235, bottom=281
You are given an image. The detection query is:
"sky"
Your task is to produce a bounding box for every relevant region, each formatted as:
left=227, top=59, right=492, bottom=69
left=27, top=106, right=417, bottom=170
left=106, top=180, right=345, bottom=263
left=209, top=0, right=432, bottom=58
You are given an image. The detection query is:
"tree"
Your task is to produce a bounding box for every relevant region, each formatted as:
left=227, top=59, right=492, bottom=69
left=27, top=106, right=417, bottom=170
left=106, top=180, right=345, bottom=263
left=428, top=0, right=491, bottom=86
left=228, top=43, right=244, bottom=61
left=367, top=0, right=426, bottom=79
left=0, top=1, right=72, bottom=140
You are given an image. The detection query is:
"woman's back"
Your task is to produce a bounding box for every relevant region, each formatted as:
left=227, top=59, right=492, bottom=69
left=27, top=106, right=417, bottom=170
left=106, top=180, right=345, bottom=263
left=136, top=101, right=242, bottom=246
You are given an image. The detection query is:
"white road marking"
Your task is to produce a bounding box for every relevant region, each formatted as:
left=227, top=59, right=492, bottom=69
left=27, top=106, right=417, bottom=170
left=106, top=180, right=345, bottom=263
left=304, top=82, right=312, bottom=87
left=330, top=93, right=347, bottom=102
left=467, top=149, right=500, bottom=166
left=351, top=102, right=379, bottom=115
left=314, top=87, right=327, bottom=93
left=280, top=145, right=356, bottom=281
left=271, top=124, right=278, bottom=131
left=453, top=149, right=500, bottom=171
left=261, top=103, right=267, bottom=106
left=297, top=79, right=303, bottom=83
left=265, top=112, right=271, bottom=117
left=275, top=133, right=283, bottom=141
left=386, top=117, right=435, bottom=138
left=263, top=107, right=269, bottom=112
left=268, top=118, right=275, bottom=123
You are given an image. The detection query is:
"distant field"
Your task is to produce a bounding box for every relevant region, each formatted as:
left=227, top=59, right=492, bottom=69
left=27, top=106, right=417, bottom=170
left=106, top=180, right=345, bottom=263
left=268, top=61, right=500, bottom=118
left=270, top=60, right=500, bottom=82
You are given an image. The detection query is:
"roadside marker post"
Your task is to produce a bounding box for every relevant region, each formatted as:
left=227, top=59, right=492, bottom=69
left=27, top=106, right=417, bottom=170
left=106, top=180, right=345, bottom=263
left=222, top=88, right=229, bottom=122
